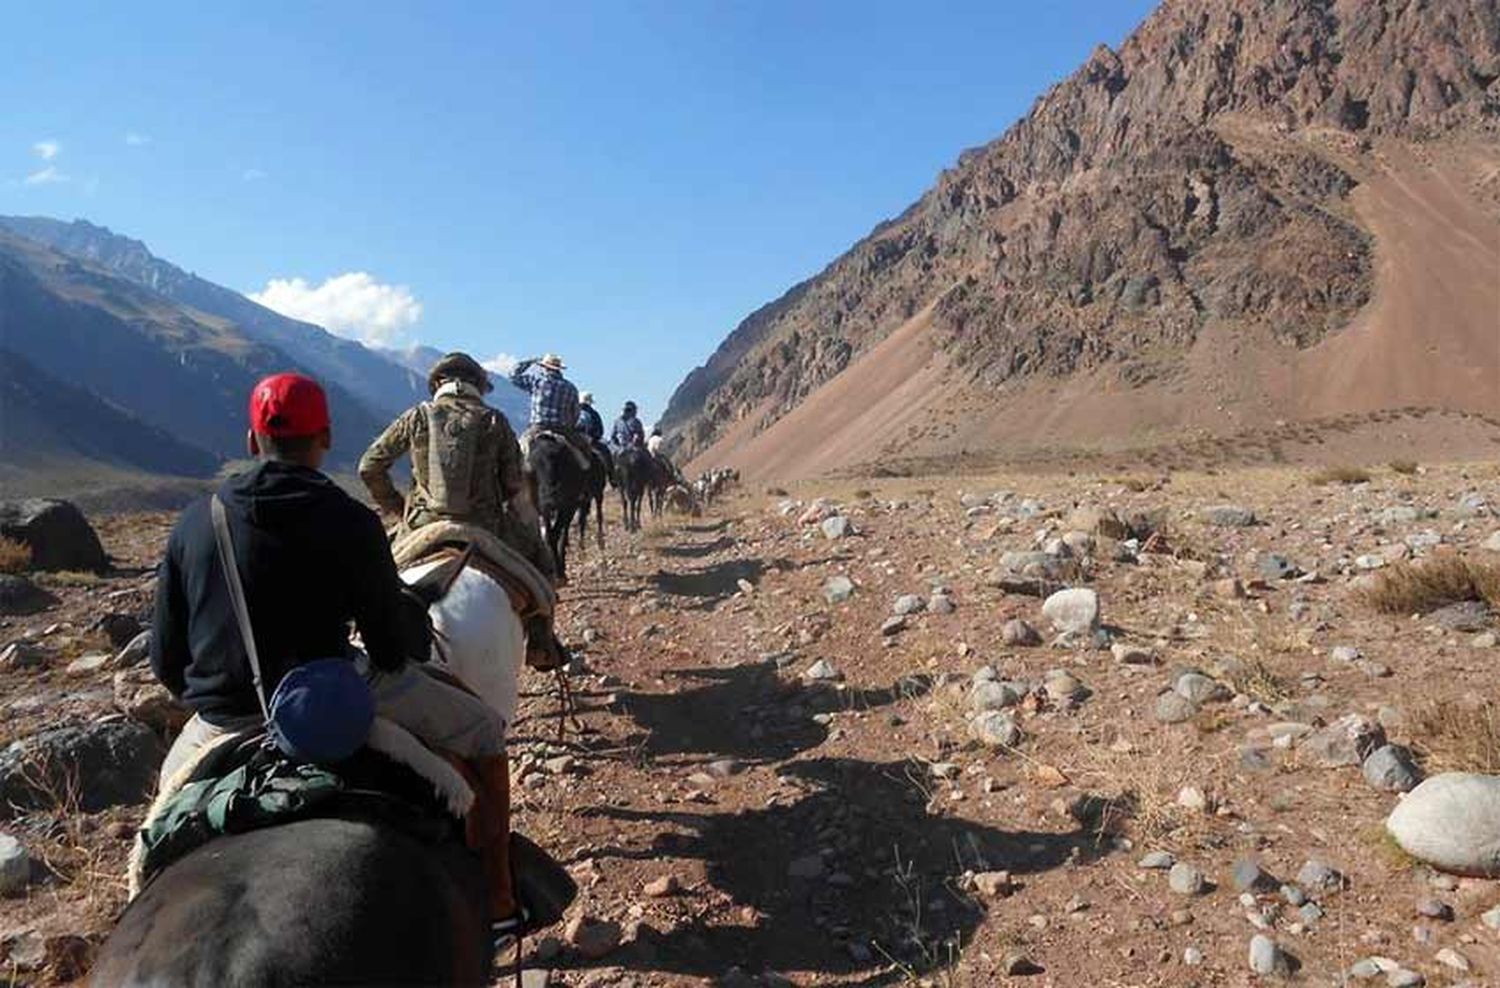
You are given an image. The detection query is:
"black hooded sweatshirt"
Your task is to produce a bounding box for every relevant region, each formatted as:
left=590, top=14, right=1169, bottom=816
left=151, top=460, right=425, bottom=724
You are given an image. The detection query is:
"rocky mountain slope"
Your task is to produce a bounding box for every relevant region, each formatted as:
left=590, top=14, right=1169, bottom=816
left=0, top=230, right=386, bottom=479
left=663, top=0, right=1500, bottom=479
left=0, top=216, right=431, bottom=420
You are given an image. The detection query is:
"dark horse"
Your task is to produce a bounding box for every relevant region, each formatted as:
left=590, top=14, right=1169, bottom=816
left=91, top=818, right=492, bottom=986
left=527, top=434, right=587, bottom=583
left=615, top=447, right=650, bottom=532
left=574, top=448, right=608, bottom=555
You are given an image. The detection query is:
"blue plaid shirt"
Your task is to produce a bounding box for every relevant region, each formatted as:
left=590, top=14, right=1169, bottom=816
left=510, top=365, right=580, bottom=430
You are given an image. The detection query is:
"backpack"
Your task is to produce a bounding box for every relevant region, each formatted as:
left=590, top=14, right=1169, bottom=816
left=421, top=400, right=501, bottom=517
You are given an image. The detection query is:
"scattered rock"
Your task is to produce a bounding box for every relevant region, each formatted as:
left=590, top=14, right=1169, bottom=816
left=1414, top=896, right=1453, bottom=921
left=1429, top=600, right=1492, bottom=632
left=970, top=681, right=1022, bottom=712
left=1204, top=505, right=1257, bottom=528
left=1001, top=952, right=1043, bottom=976
left=1173, top=671, right=1230, bottom=705
left=822, top=575, right=855, bottom=604
left=0, top=832, right=30, bottom=895
left=113, top=666, right=189, bottom=731
left=1362, top=744, right=1421, bottom=792
left=928, top=593, right=956, bottom=614
left=0, top=499, right=108, bottom=572
left=1041, top=588, right=1100, bottom=635
left=969, top=711, right=1022, bottom=748
left=96, top=613, right=144, bottom=649
left=1303, top=714, right=1387, bottom=768
left=1111, top=642, right=1156, bottom=665
left=0, top=641, right=50, bottom=671
left=0, top=720, right=164, bottom=814
left=1231, top=857, right=1272, bottom=892
left=644, top=875, right=682, bottom=898
left=1247, top=934, right=1293, bottom=977
left=803, top=659, right=842, bottom=682
left=1002, top=619, right=1042, bottom=646
left=1256, top=553, right=1301, bottom=581
left=820, top=516, right=854, bottom=540
left=880, top=615, right=907, bottom=636
left=972, top=870, right=1014, bottom=898
left=563, top=915, right=622, bottom=959
left=116, top=630, right=152, bottom=667
left=1294, top=860, right=1347, bottom=893
left=1168, top=861, right=1208, bottom=895
left=1387, top=773, right=1500, bottom=876
left=1154, top=691, right=1198, bottom=724
left=0, top=574, right=57, bottom=616
left=892, top=594, right=925, bottom=616
left=1138, top=850, right=1176, bottom=870
left=66, top=653, right=112, bottom=676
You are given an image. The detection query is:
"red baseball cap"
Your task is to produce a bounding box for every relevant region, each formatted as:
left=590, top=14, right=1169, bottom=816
left=249, top=373, right=330, bottom=437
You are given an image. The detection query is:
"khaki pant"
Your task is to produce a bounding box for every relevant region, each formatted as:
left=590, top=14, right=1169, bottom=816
left=159, top=661, right=506, bottom=786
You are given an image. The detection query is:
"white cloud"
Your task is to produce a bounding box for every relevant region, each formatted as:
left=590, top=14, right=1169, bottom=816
left=249, top=272, right=423, bottom=347
left=241, top=168, right=267, bottom=182
left=481, top=353, right=519, bottom=376
left=32, top=140, right=59, bottom=161
left=124, top=132, right=150, bottom=146
left=24, top=165, right=68, bottom=186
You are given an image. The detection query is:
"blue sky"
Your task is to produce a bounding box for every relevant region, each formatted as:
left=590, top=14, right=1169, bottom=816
left=2, top=0, right=1154, bottom=423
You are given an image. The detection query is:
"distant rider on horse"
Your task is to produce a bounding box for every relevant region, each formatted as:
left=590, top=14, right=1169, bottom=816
left=509, top=354, right=593, bottom=472
left=577, top=390, right=613, bottom=479
left=612, top=400, right=646, bottom=451
left=359, top=351, right=568, bottom=671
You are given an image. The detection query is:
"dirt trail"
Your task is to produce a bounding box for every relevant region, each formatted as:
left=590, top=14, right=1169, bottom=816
left=7, top=464, right=1500, bottom=986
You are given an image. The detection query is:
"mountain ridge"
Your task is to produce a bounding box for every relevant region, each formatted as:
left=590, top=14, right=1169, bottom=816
left=663, top=0, right=1500, bottom=479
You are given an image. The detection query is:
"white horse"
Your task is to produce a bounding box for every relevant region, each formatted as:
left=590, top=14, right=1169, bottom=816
left=401, top=555, right=526, bottom=730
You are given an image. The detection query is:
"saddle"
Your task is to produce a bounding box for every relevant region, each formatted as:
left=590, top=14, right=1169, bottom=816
left=392, top=522, right=555, bottom=619
left=132, top=728, right=464, bottom=896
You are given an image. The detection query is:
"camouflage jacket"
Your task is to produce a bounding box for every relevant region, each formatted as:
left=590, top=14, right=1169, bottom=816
left=359, top=391, right=524, bottom=532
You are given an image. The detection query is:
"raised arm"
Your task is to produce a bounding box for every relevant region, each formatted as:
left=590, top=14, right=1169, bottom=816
left=508, top=358, right=537, bottom=393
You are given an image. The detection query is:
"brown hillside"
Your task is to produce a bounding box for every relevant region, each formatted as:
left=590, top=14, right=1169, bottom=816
left=663, top=0, right=1500, bottom=481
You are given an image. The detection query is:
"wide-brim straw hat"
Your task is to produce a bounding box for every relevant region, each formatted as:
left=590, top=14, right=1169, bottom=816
left=539, top=353, right=566, bottom=371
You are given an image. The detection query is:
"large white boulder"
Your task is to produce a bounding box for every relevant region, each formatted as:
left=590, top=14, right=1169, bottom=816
left=1386, top=773, right=1500, bottom=876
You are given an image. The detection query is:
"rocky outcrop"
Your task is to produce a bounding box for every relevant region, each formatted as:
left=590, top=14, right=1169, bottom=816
left=662, top=0, right=1500, bottom=465
left=0, top=499, right=107, bottom=572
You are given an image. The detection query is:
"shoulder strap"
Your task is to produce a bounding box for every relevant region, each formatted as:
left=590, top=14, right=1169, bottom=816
left=210, top=495, right=270, bottom=719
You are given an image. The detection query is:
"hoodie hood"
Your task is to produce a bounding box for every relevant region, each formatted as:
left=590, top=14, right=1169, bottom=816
left=219, top=461, right=339, bottom=528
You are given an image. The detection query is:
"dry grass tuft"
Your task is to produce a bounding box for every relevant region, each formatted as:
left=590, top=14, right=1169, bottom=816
left=1225, top=657, right=1293, bottom=706
left=1360, top=555, right=1500, bottom=614
left=1310, top=465, right=1372, bottom=486
left=0, top=536, right=31, bottom=573
left=1407, top=697, right=1500, bottom=774
left=1388, top=460, right=1419, bottom=476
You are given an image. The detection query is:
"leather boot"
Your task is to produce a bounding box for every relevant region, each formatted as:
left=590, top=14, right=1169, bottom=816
left=466, top=755, right=518, bottom=924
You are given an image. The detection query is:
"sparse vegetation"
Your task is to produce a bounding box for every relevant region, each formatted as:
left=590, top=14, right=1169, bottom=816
left=1310, top=465, right=1372, bottom=485
left=1408, top=697, right=1500, bottom=774
left=1360, top=554, right=1500, bottom=614
left=1388, top=459, right=1419, bottom=475
left=0, top=536, right=32, bottom=573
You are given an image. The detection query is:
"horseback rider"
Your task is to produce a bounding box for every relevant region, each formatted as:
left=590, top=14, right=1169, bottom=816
left=358, top=352, right=569, bottom=672
left=509, top=354, right=592, bottom=471
left=152, top=371, right=522, bottom=935
left=611, top=400, right=646, bottom=450
left=646, top=426, right=686, bottom=485
left=577, top=391, right=613, bottom=479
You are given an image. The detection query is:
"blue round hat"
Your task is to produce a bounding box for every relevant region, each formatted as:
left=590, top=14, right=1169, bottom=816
left=267, top=658, right=374, bottom=764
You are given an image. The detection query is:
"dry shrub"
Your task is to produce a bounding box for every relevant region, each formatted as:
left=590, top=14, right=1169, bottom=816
left=1407, top=697, right=1500, bottom=774
left=1388, top=460, right=1419, bottom=476
left=0, top=536, right=31, bottom=573
left=1225, top=657, right=1292, bottom=706
left=1311, top=465, right=1372, bottom=485
left=1360, top=555, right=1500, bottom=614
